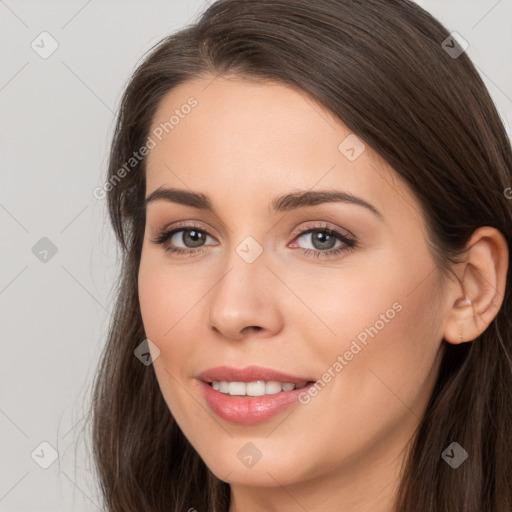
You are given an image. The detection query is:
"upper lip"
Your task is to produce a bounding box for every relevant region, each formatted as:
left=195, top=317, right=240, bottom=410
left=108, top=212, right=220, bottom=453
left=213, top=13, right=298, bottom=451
left=197, top=365, right=315, bottom=385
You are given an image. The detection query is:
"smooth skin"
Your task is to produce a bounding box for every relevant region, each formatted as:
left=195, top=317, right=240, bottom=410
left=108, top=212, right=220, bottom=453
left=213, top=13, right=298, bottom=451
left=138, top=75, right=508, bottom=512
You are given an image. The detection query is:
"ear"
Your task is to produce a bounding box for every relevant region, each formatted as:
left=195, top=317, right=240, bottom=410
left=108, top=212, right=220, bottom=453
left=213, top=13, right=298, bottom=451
left=443, top=226, right=509, bottom=344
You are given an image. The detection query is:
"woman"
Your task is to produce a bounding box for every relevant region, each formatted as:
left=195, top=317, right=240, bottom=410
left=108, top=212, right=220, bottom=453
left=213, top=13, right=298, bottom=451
left=91, top=1, right=512, bottom=510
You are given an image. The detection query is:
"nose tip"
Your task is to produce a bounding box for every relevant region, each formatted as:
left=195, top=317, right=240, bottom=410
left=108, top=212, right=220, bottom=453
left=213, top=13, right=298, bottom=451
left=206, top=260, right=284, bottom=341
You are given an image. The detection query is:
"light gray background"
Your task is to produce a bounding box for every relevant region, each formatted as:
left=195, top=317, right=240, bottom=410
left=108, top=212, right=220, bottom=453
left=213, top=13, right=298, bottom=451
left=1, top=1, right=511, bottom=510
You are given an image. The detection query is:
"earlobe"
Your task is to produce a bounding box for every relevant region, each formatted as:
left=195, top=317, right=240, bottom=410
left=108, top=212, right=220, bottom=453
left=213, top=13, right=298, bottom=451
left=443, top=226, right=509, bottom=345
left=444, top=297, right=474, bottom=344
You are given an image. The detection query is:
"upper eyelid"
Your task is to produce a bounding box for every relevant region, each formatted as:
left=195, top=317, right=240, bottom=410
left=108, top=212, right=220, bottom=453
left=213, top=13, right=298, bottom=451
left=294, top=222, right=354, bottom=238
left=159, top=221, right=354, bottom=244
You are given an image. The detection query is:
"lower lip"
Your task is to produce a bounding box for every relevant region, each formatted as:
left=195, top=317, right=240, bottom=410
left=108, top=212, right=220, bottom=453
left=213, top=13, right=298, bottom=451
left=200, top=381, right=314, bottom=425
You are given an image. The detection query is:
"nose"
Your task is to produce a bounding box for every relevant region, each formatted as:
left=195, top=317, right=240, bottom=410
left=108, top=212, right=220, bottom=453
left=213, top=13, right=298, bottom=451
left=207, top=254, right=284, bottom=341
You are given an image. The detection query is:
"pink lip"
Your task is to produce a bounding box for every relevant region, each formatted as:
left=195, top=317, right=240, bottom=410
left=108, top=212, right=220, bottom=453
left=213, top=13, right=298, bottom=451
left=197, top=365, right=313, bottom=385
left=197, top=365, right=316, bottom=425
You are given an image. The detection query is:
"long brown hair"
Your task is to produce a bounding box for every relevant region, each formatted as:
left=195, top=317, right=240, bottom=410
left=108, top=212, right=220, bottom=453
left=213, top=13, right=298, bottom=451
left=90, top=1, right=512, bottom=510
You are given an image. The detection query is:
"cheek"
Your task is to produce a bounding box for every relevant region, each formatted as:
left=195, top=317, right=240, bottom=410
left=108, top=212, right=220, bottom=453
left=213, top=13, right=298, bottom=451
left=306, top=241, right=443, bottom=382
left=138, top=251, right=202, bottom=343
left=137, top=250, right=215, bottom=384
left=280, top=285, right=443, bottom=476
left=302, top=262, right=442, bottom=421
left=322, top=276, right=443, bottom=429
left=138, top=264, right=167, bottom=343
left=138, top=256, right=206, bottom=428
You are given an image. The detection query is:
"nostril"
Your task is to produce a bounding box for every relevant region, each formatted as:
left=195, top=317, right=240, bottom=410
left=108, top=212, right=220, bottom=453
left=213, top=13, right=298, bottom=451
left=244, top=326, right=262, bottom=334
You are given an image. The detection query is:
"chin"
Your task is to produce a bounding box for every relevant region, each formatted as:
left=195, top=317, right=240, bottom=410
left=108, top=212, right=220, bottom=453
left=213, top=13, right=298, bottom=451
left=200, top=444, right=308, bottom=487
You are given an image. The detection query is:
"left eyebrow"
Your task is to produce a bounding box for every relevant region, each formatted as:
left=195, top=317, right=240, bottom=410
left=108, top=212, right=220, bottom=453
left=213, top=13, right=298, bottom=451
left=144, top=187, right=383, bottom=220
left=271, top=189, right=383, bottom=219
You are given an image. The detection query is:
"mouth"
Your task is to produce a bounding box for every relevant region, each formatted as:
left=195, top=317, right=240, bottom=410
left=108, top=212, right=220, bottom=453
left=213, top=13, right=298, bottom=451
left=197, top=365, right=317, bottom=425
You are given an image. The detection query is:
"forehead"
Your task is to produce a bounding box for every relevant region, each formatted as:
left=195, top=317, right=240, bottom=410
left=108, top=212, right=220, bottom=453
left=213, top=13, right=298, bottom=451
left=145, top=75, right=417, bottom=223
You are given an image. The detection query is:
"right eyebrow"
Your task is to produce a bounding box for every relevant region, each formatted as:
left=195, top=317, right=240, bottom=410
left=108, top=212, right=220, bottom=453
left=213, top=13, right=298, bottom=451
left=145, top=187, right=212, bottom=210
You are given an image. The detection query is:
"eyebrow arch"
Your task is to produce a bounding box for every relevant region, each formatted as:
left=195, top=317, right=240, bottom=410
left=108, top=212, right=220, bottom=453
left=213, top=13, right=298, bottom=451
left=145, top=187, right=383, bottom=219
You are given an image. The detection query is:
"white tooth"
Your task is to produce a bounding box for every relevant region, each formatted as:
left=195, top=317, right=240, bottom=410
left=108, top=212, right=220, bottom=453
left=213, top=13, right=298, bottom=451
left=228, top=382, right=246, bottom=395
left=281, top=382, right=295, bottom=392
left=265, top=381, right=282, bottom=394
left=246, top=381, right=266, bottom=396
left=215, top=380, right=306, bottom=395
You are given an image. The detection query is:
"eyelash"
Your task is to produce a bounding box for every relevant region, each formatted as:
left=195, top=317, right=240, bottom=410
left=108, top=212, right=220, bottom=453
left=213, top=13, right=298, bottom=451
left=150, top=222, right=357, bottom=259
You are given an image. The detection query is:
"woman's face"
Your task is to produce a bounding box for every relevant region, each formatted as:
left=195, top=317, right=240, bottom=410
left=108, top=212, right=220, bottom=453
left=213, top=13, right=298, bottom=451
left=138, top=75, right=449, bottom=497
